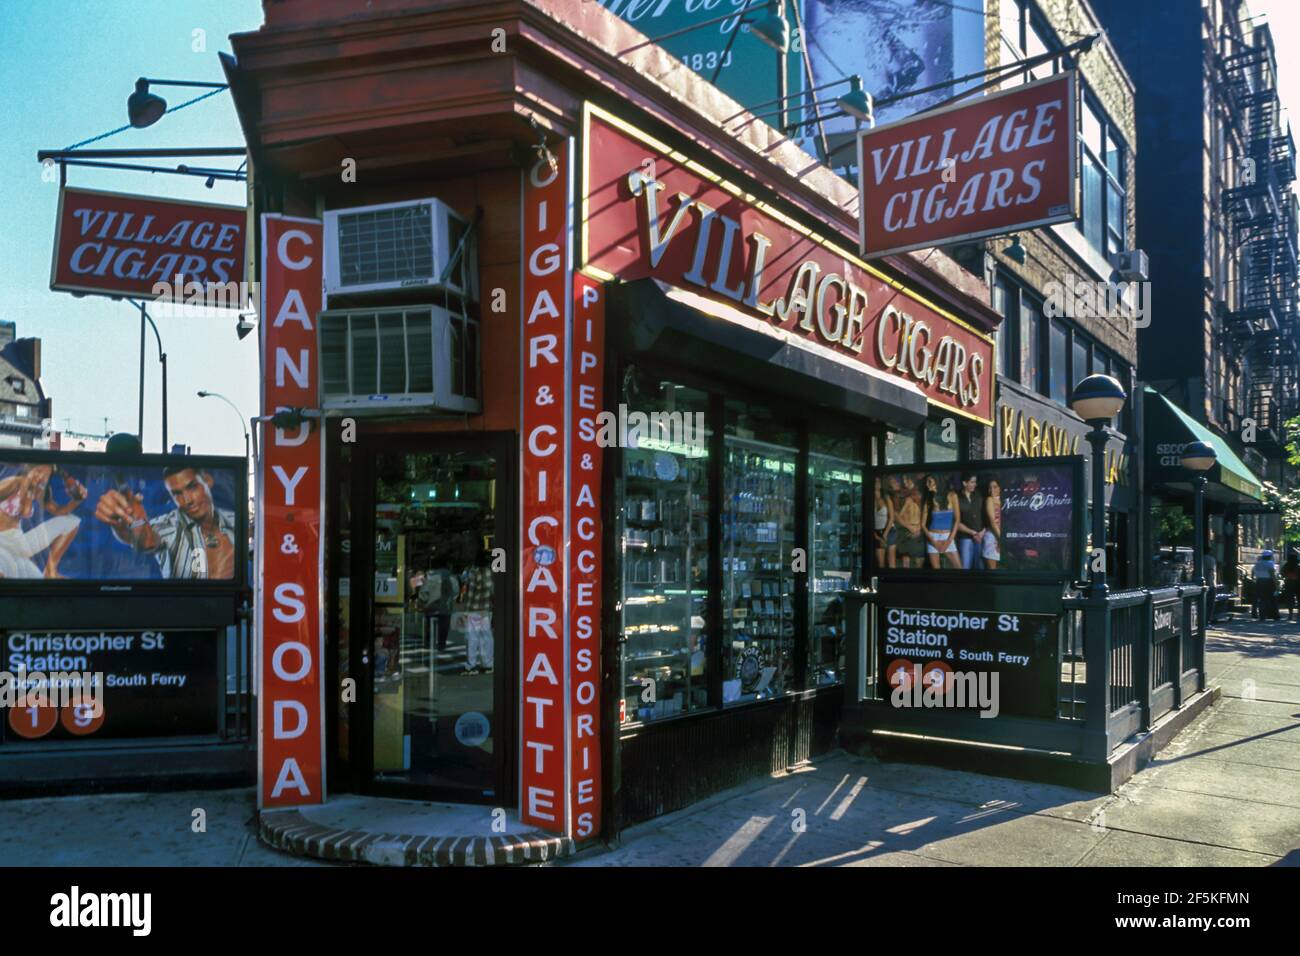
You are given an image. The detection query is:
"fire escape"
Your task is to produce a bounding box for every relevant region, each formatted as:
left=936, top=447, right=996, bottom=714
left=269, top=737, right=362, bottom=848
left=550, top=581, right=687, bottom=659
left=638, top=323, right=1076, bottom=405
left=1220, top=24, right=1300, bottom=456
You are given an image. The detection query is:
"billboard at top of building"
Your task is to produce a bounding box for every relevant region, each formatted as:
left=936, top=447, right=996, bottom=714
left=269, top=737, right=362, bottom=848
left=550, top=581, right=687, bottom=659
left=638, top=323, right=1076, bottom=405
left=869, top=456, right=1084, bottom=581
left=857, top=71, right=1077, bottom=258
left=50, top=186, right=246, bottom=302
left=598, top=0, right=803, bottom=122
left=0, top=449, right=245, bottom=587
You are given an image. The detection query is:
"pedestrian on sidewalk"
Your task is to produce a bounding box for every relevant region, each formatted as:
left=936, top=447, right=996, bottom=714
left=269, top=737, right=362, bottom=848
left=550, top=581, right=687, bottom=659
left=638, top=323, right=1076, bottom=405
left=457, top=547, right=494, bottom=674
left=1281, top=550, right=1300, bottom=622
left=1252, top=550, right=1281, bottom=621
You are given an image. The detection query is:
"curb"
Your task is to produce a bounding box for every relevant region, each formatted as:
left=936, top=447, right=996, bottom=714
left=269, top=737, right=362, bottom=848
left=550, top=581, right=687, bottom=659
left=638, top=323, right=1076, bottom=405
left=258, top=809, right=577, bottom=866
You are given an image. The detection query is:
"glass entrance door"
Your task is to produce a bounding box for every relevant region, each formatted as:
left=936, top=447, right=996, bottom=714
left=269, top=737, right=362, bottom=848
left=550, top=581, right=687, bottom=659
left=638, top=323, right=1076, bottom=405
left=358, top=442, right=509, bottom=801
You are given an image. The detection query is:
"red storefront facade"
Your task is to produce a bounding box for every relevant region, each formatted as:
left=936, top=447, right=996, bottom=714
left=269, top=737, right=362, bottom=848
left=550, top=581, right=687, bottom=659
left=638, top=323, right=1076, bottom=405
left=229, top=0, right=1001, bottom=840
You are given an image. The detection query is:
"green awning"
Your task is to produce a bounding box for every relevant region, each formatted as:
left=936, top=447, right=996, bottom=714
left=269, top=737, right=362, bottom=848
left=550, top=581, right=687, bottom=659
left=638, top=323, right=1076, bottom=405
left=1144, top=387, right=1264, bottom=502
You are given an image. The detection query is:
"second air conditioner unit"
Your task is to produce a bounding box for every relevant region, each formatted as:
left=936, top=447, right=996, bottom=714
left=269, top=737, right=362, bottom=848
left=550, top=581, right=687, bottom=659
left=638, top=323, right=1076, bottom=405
left=319, top=305, right=480, bottom=414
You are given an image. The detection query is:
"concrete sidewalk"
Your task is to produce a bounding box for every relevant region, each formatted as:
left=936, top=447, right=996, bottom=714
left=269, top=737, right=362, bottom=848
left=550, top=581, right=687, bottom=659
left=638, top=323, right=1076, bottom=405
left=562, top=616, right=1300, bottom=867
left=0, top=616, right=1296, bottom=866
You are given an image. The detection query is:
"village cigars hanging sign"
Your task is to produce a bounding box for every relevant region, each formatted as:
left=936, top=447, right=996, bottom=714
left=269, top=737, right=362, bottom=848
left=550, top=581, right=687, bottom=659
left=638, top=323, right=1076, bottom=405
left=50, top=186, right=245, bottom=300
left=257, top=214, right=325, bottom=809
left=580, top=103, right=995, bottom=425
left=856, top=71, right=1078, bottom=258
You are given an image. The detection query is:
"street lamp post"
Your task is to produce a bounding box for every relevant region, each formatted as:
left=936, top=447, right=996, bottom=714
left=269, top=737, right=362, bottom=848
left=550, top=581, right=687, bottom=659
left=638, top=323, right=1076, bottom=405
left=1070, top=374, right=1128, bottom=596
left=1070, top=373, right=1127, bottom=761
left=197, top=390, right=251, bottom=466
left=132, top=300, right=167, bottom=452
left=1181, top=440, right=1217, bottom=691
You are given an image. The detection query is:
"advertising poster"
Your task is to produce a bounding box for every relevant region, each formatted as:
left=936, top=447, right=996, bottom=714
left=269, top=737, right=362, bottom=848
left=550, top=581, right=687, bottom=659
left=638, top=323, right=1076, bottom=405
left=0, top=456, right=242, bottom=583
left=2, top=628, right=218, bottom=741
left=876, top=607, right=1059, bottom=719
left=871, top=459, right=1079, bottom=577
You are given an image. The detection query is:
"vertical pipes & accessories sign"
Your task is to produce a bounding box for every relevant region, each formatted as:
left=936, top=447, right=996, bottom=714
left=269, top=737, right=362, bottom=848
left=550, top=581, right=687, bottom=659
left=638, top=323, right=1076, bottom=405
left=257, top=215, right=326, bottom=808
left=569, top=272, right=604, bottom=839
left=856, top=72, right=1077, bottom=258
left=520, top=137, right=603, bottom=837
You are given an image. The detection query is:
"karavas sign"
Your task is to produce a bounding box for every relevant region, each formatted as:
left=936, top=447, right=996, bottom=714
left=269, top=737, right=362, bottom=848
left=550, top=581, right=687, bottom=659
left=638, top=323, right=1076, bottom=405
left=857, top=72, right=1077, bottom=258
left=50, top=186, right=245, bottom=300
left=581, top=103, right=995, bottom=425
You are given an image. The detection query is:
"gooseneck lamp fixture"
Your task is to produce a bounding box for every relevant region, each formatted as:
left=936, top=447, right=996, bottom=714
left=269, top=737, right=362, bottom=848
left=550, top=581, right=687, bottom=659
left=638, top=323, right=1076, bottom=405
left=127, top=77, right=228, bottom=129
left=1070, top=374, right=1127, bottom=596
left=749, top=1, right=790, bottom=54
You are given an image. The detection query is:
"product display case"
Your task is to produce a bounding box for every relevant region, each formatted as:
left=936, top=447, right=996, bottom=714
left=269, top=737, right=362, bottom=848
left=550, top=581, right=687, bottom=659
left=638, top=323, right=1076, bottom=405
left=722, top=435, right=797, bottom=704
left=619, top=384, right=712, bottom=724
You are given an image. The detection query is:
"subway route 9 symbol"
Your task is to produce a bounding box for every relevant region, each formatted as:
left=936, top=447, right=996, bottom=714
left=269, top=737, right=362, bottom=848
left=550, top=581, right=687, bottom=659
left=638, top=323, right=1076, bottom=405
left=60, top=703, right=106, bottom=736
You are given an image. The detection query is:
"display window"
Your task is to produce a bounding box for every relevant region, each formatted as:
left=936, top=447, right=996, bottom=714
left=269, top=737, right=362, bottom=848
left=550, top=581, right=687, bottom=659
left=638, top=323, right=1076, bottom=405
left=616, top=365, right=878, bottom=727
left=619, top=378, right=711, bottom=723
left=722, top=401, right=797, bottom=706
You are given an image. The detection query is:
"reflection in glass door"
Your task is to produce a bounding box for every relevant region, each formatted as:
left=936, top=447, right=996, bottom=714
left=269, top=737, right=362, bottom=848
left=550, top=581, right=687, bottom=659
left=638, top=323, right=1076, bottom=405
left=809, top=436, right=865, bottom=687
left=368, top=449, right=500, bottom=799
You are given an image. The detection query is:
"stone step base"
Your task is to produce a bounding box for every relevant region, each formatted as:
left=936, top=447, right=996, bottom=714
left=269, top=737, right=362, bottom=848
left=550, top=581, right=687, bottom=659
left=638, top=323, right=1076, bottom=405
left=259, top=809, right=576, bottom=866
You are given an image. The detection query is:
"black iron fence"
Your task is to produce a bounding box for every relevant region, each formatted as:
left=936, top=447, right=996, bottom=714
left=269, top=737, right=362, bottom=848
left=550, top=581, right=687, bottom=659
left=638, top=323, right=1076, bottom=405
left=844, top=582, right=1209, bottom=764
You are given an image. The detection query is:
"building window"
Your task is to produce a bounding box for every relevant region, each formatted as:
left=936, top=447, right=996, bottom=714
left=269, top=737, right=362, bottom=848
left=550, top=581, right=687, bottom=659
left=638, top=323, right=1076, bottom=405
left=1071, top=334, right=1089, bottom=398
left=1050, top=320, right=1069, bottom=405
left=924, top=419, right=960, bottom=462
left=1023, top=294, right=1044, bottom=393
left=884, top=428, right=917, bottom=465
left=994, top=276, right=1018, bottom=383
left=1079, top=96, right=1128, bottom=259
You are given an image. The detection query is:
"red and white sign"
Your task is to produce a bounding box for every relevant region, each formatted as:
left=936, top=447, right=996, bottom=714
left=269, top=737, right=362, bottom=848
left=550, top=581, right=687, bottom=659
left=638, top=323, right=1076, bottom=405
left=50, top=186, right=246, bottom=300
left=581, top=104, right=996, bottom=425
left=568, top=272, right=605, bottom=839
left=257, top=214, right=325, bottom=809
left=520, top=142, right=572, bottom=832
left=856, top=72, right=1077, bottom=258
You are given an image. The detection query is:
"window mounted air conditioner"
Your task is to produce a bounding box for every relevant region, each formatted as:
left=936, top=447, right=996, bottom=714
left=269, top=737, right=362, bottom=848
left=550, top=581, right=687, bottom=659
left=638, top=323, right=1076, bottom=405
left=324, top=198, right=475, bottom=299
left=319, top=305, right=480, bottom=414
left=1108, top=249, right=1149, bottom=283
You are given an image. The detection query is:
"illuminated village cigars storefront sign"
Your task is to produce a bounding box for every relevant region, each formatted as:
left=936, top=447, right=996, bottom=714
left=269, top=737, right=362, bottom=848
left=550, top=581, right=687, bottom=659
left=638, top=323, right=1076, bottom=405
left=580, top=105, right=995, bottom=425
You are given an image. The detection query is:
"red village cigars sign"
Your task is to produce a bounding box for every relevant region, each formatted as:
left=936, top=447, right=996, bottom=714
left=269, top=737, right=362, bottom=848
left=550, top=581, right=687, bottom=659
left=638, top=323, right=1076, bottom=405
left=51, top=186, right=245, bottom=300
left=580, top=104, right=995, bottom=425
left=856, top=72, right=1077, bottom=258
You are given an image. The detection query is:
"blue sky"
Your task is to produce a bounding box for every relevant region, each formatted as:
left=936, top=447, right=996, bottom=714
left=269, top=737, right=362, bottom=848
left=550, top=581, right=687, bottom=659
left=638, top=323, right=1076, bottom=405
left=0, top=0, right=1297, bottom=457
left=0, top=0, right=264, bottom=455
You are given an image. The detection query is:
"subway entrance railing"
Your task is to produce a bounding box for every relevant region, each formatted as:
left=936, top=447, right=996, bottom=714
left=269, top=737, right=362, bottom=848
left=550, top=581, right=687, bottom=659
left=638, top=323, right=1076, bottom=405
left=843, top=583, right=1210, bottom=768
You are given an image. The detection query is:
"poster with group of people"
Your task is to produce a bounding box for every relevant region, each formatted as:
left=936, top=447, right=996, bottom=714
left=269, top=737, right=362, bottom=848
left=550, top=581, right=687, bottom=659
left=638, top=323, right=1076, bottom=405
left=871, top=460, right=1080, bottom=576
left=0, top=454, right=243, bottom=583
